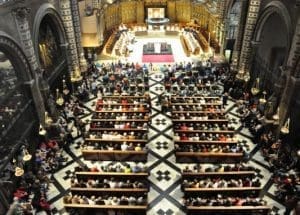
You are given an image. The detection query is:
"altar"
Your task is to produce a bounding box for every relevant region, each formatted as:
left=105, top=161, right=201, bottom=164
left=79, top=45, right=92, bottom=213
left=146, top=17, right=170, bottom=31
left=143, top=42, right=172, bottom=55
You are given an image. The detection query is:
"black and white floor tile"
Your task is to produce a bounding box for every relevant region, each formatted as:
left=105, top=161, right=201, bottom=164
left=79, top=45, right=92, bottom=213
left=46, top=69, right=287, bottom=215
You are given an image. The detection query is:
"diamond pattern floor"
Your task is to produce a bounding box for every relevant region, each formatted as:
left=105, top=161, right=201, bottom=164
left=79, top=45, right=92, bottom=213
left=46, top=70, right=286, bottom=215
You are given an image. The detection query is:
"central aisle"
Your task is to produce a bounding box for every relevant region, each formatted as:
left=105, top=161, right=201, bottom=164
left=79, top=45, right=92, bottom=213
left=146, top=70, right=184, bottom=214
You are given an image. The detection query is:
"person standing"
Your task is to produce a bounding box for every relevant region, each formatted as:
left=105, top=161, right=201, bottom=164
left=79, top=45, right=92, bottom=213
left=222, top=92, right=228, bottom=107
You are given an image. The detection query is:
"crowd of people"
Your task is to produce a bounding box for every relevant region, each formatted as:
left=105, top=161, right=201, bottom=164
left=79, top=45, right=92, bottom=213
left=182, top=177, right=261, bottom=188
left=5, top=54, right=300, bottom=215
left=184, top=196, right=267, bottom=207
left=63, top=194, right=147, bottom=206
left=182, top=163, right=257, bottom=173
left=225, top=72, right=300, bottom=214
left=74, top=162, right=148, bottom=174
left=7, top=139, right=69, bottom=215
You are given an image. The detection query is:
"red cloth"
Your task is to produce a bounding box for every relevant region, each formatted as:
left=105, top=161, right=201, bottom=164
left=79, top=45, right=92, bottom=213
left=39, top=199, right=50, bottom=210
left=14, top=189, right=28, bottom=199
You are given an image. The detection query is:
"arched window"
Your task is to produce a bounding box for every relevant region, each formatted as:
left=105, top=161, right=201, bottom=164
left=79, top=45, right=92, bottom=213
left=0, top=51, right=27, bottom=134
left=38, top=15, right=63, bottom=76
left=227, top=1, right=241, bottom=39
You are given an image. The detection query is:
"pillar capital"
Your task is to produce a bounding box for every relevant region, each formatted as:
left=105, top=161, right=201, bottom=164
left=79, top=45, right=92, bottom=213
left=11, top=6, right=30, bottom=20
left=251, top=40, right=261, bottom=48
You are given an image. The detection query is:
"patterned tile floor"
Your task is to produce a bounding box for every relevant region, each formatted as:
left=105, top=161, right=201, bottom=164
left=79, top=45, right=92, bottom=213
left=47, top=69, right=287, bottom=215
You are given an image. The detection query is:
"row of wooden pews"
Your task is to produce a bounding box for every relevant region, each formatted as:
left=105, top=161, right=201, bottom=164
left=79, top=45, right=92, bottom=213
left=82, top=95, right=150, bottom=162
left=182, top=165, right=270, bottom=214
left=63, top=71, right=150, bottom=214
left=64, top=165, right=148, bottom=214
left=171, top=96, right=245, bottom=163
left=105, top=30, right=118, bottom=55
left=182, top=31, right=201, bottom=55
left=169, top=91, right=271, bottom=214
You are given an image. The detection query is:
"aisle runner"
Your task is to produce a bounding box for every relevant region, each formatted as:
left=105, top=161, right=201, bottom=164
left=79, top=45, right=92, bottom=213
left=142, top=54, right=174, bottom=63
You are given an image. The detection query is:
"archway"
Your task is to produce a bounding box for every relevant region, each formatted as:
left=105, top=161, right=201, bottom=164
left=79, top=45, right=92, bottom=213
left=224, top=0, right=242, bottom=62
left=33, top=4, right=68, bottom=84
left=0, top=35, right=38, bottom=212
left=33, top=4, right=71, bottom=114
left=37, top=14, right=63, bottom=77
left=252, top=1, right=291, bottom=90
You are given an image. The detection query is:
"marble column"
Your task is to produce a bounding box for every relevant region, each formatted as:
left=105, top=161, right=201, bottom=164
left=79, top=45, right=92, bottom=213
left=238, top=0, right=261, bottom=75
left=12, top=7, right=46, bottom=124
left=70, top=0, right=87, bottom=71
left=60, top=0, right=80, bottom=75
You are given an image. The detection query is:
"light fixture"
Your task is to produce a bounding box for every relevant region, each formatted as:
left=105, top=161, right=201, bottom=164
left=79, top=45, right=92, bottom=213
left=22, top=147, right=32, bottom=162
left=39, top=124, right=47, bottom=136
left=280, top=118, right=290, bottom=134
left=12, top=158, right=24, bottom=177
left=259, top=91, right=267, bottom=104
left=62, top=79, right=70, bottom=96
left=251, top=78, right=260, bottom=96
left=45, top=111, right=53, bottom=126
left=71, top=66, right=83, bottom=83
left=56, top=88, right=64, bottom=106
left=273, top=107, right=279, bottom=121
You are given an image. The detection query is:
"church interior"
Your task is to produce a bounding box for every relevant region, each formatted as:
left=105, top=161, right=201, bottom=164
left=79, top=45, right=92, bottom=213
left=0, top=0, right=300, bottom=215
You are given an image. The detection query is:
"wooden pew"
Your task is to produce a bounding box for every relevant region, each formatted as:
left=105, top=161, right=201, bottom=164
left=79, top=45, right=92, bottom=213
left=64, top=204, right=147, bottom=215
left=171, top=103, right=222, bottom=106
left=95, top=110, right=149, bottom=113
left=186, top=206, right=271, bottom=215
left=182, top=171, right=256, bottom=177
left=172, top=119, right=228, bottom=122
left=180, top=35, right=190, bottom=57
left=91, top=119, right=148, bottom=122
left=175, top=152, right=244, bottom=163
left=82, top=150, right=147, bottom=162
left=89, top=128, right=148, bottom=132
left=174, top=130, right=235, bottom=134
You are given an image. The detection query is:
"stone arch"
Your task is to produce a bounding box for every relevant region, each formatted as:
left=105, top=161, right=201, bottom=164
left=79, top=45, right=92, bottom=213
left=0, top=31, right=33, bottom=83
left=225, top=0, right=236, bottom=18
left=32, top=3, right=67, bottom=68
left=253, top=1, right=292, bottom=51
left=293, top=57, right=300, bottom=78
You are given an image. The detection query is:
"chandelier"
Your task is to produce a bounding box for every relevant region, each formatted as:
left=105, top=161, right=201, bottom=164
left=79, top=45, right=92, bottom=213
left=251, top=78, right=260, bottom=96
left=56, top=88, right=64, bottom=106
left=280, top=118, right=290, bottom=134
left=272, top=107, right=279, bottom=121
left=259, top=91, right=267, bottom=104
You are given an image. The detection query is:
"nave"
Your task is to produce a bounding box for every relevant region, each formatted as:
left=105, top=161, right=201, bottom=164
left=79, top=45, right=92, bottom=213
left=39, top=63, right=287, bottom=215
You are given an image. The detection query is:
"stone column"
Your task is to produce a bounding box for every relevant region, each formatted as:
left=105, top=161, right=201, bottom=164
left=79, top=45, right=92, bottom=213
left=238, top=0, right=261, bottom=74
left=12, top=7, right=46, bottom=124
left=217, top=0, right=226, bottom=21
left=277, top=7, right=300, bottom=137
left=98, top=9, right=105, bottom=46
left=60, top=0, right=80, bottom=75
left=70, top=0, right=87, bottom=71
left=231, top=0, right=248, bottom=69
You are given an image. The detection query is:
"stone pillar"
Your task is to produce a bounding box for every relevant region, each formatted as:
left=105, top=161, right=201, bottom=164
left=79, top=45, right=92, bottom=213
left=238, top=0, right=261, bottom=74
left=276, top=7, right=300, bottom=137
left=231, top=0, right=248, bottom=69
left=12, top=7, right=46, bottom=124
left=70, top=0, right=87, bottom=71
left=96, top=5, right=106, bottom=47
left=217, top=0, right=226, bottom=21
left=287, top=9, right=300, bottom=75
left=290, top=78, right=300, bottom=143
left=60, top=0, right=80, bottom=75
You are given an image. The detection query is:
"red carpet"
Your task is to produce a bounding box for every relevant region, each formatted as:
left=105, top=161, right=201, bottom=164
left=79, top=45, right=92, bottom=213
left=142, top=54, right=174, bottom=63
